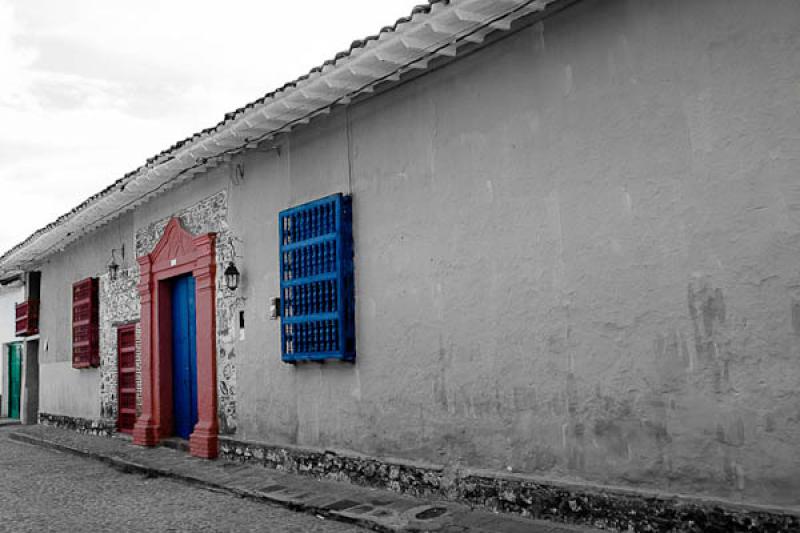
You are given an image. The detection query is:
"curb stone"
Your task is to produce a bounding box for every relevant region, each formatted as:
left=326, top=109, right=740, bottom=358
left=8, top=428, right=594, bottom=533
left=9, top=430, right=396, bottom=531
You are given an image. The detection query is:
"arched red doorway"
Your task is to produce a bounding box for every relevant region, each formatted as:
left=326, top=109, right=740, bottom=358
left=132, top=218, right=219, bottom=458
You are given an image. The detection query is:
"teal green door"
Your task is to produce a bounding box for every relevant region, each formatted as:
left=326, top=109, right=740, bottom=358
left=7, top=343, right=21, bottom=419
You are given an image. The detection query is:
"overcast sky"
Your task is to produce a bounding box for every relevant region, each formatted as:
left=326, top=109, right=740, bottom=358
left=0, top=0, right=422, bottom=253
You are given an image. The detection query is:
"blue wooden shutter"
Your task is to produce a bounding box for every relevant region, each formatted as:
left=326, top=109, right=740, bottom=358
left=279, top=194, right=355, bottom=363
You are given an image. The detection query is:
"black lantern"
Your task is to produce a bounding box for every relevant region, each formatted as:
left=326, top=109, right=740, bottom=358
left=108, top=247, right=123, bottom=281
left=224, top=261, right=240, bottom=291
left=108, top=258, right=119, bottom=281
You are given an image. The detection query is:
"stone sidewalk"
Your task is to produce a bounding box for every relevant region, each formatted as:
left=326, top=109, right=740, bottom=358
left=9, top=425, right=598, bottom=533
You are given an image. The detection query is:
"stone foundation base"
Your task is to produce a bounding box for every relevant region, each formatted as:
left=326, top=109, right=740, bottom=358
left=38, top=413, right=115, bottom=438
left=219, top=437, right=799, bottom=532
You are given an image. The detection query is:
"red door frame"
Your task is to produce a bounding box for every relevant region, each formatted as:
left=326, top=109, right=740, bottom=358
left=132, top=218, right=219, bottom=458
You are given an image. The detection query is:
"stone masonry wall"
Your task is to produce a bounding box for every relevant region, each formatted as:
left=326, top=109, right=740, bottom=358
left=135, top=190, right=240, bottom=434
left=39, top=412, right=115, bottom=438
left=98, top=268, right=140, bottom=423
left=219, top=437, right=800, bottom=532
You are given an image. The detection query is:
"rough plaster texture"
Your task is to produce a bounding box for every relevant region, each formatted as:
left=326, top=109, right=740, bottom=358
left=98, top=268, right=139, bottom=421
left=27, top=0, right=800, bottom=512
left=228, top=0, right=800, bottom=509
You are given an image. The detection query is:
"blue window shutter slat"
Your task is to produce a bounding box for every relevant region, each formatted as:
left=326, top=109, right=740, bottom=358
left=279, top=193, right=355, bottom=364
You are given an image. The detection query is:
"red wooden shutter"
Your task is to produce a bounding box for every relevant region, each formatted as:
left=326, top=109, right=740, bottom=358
left=15, top=300, right=39, bottom=337
left=117, top=324, right=137, bottom=433
left=72, top=278, right=99, bottom=369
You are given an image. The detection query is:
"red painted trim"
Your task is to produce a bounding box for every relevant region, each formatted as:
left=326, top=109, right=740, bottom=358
left=72, top=277, right=99, bottom=369
left=116, top=323, right=137, bottom=434
left=15, top=299, right=39, bottom=337
left=132, top=218, right=219, bottom=458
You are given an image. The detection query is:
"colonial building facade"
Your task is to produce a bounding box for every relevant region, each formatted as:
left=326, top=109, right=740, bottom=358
left=1, top=0, right=799, bottom=527
left=0, top=279, right=24, bottom=420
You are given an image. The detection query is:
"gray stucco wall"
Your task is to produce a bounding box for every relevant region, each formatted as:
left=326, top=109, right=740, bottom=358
left=231, top=0, right=800, bottom=506
left=33, top=0, right=800, bottom=508
left=38, top=214, right=135, bottom=419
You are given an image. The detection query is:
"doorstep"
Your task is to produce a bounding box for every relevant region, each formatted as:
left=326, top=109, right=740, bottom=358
left=9, top=425, right=597, bottom=533
left=158, top=436, right=190, bottom=453
left=0, top=418, right=21, bottom=427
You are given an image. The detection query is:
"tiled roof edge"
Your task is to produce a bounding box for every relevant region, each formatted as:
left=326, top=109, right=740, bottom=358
left=0, top=0, right=559, bottom=274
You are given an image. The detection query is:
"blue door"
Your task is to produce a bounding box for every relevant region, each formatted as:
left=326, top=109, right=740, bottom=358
left=171, top=275, right=198, bottom=439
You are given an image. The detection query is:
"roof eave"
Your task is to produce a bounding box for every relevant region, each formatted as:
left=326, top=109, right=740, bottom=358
left=0, top=0, right=558, bottom=276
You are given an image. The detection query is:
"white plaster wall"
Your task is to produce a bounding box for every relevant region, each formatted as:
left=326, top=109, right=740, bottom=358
left=0, top=285, right=23, bottom=345
left=36, top=214, right=135, bottom=420
left=39, top=362, right=100, bottom=419
left=0, top=284, right=23, bottom=400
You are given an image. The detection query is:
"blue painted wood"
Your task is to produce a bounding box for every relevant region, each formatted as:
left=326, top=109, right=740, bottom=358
left=187, top=276, right=198, bottom=433
left=279, top=193, right=355, bottom=363
left=171, top=275, right=198, bottom=439
left=282, top=312, right=338, bottom=324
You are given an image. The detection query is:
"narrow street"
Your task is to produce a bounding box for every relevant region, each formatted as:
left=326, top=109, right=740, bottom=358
left=0, top=427, right=366, bottom=532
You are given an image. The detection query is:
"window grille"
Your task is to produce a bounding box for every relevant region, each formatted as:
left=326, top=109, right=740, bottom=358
left=279, top=193, right=355, bottom=363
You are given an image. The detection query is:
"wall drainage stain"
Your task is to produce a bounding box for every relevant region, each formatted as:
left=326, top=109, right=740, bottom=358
left=415, top=507, right=448, bottom=520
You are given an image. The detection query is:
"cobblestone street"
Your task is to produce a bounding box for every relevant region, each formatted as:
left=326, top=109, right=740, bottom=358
left=0, top=428, right=366, bottom=532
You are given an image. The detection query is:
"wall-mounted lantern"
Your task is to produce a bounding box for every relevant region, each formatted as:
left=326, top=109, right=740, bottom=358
left=108, top=245, right=124, bottom=281
left=224, top=261, right=240, bottom=291
left=224, top=236, right=243, bottom=292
